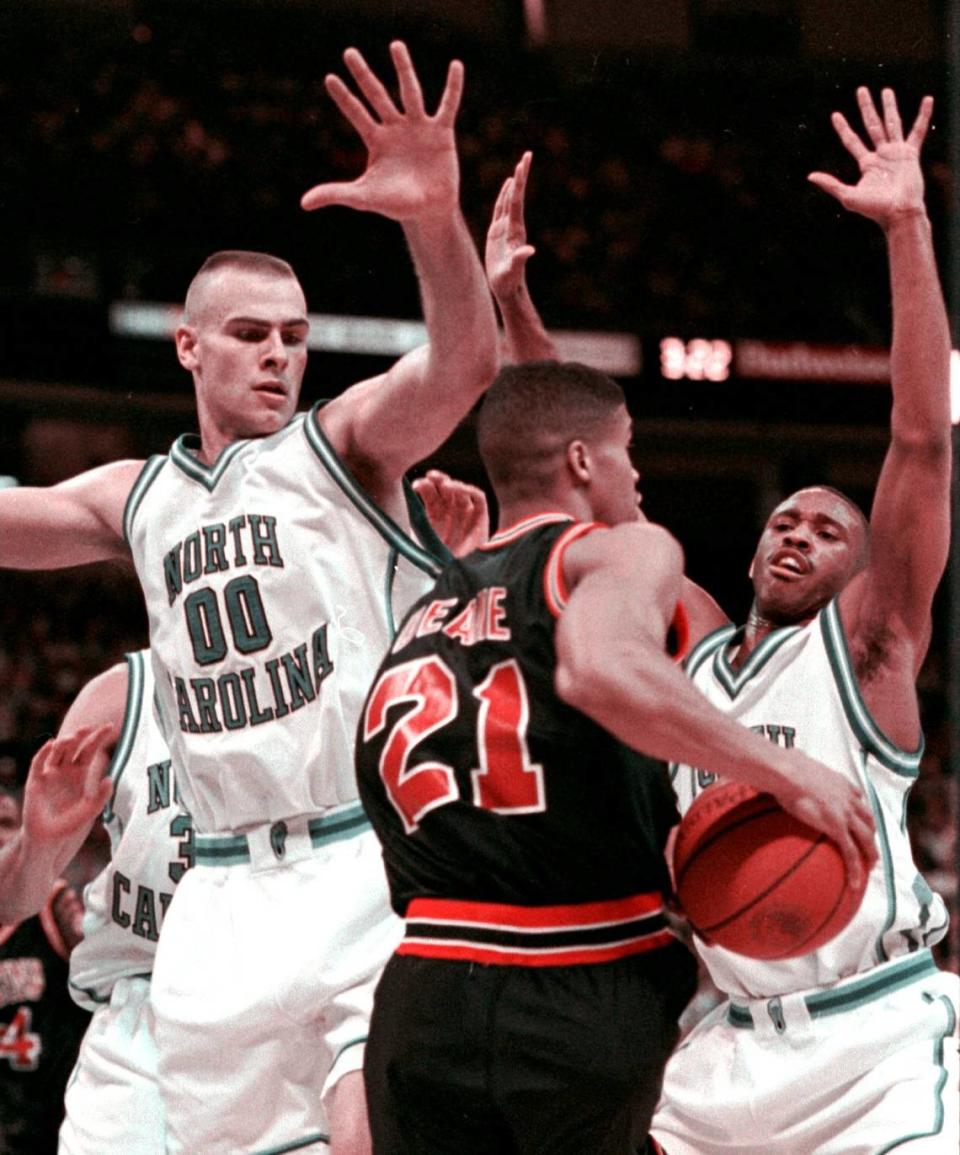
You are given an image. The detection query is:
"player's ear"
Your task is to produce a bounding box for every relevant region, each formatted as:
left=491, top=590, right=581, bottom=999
left=566, top=439, right=591, bottom=484
left=176, top=325, right=199, bottom=371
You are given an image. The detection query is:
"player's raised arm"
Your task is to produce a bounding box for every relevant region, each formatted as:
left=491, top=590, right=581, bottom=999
left=809, top=88, right=952, bottom=665
left=485, top=152, right=558, bottom=364
left=0, top=665, right=122, bottom=923
left=554, top=522, right=877, bottom=888
left=0, top=458, right=140, bottom=570
left=303, top=41, right=498, bottom=489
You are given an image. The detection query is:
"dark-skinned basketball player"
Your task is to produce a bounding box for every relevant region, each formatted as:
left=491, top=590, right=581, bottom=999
left=480, top=86, right=958, bottom=1155
left=354, top=354, right=876, bottom=1154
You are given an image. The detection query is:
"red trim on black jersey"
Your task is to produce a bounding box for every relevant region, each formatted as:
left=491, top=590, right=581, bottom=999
left=543, top=521, right=605, bottom=618
left=483, top=512, right=574, bottom=550
left=398, top=891, right=675, bottom=967
left=669, top=601, right=690, bottom=663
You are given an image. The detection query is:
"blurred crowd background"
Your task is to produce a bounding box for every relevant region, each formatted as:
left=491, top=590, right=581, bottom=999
left=0, top=0, right=956, bottom=970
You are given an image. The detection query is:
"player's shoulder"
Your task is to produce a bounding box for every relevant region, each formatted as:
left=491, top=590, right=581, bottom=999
left=563, top=520, right=682, bottom=583
left=58, top=661, right=131, bottom=736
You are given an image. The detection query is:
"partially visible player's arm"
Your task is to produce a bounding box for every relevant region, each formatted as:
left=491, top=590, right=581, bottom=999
left=554, top=523, right=877, bottom=887
left=0, top=665, right=125, bottom=923
left=303, top=42, right=497, bottom=492
left=811, top=89, right=951, bottom=664
left=0, top=459, right=140, bottom=569
left=485, top=152, right=558, bottom=364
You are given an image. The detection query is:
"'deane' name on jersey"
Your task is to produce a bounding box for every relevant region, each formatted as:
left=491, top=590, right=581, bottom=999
left=357, top=515, right=680, bottom=916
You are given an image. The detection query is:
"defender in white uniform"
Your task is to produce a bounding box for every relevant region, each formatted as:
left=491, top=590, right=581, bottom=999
left=126, top=409, right=443, bottom=1153
left=0, top=41, right=498, bottom=1155
left=60, top=652, right=190, bottom=1155
left=650, top=88, right=959, bottom=1155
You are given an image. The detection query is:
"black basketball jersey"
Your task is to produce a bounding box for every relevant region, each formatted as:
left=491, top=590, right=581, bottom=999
left=0, top=884, right=91, bottom=1155
left=357, top=514, right=680, bottom=920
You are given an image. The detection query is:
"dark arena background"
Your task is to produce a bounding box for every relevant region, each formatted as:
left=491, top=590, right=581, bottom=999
left=0, top=0, right=957, bottom=1097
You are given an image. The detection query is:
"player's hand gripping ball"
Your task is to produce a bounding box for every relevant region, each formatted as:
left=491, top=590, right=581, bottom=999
left=672, top=781, right=869, bottom=959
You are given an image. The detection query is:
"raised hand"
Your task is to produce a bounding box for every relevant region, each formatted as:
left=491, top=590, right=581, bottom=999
left=485, top=151, right=536, bottom=302
left=808, top=87, right=932, bottom=227
left=413, top=469, right=490, bottom=557
left=301, top=41, right=463, bottom=222
left=22, top=725, right=115, bottom=848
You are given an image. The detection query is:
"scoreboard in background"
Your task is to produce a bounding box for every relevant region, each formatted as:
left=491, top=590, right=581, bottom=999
left=105, top=303, right=960, bottom=425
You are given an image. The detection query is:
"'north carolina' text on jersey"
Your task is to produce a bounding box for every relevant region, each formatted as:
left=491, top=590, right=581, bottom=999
left=125, top=407, right=440, bottom=833
left=356, top=515, right=679, bottom=918
left=671, top=599, right=949, bottom=999
left=68, top=651, right=192, bottom=1011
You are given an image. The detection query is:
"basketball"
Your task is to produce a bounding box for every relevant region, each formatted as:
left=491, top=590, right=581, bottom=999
left=672, top=781, right=868, bottom=960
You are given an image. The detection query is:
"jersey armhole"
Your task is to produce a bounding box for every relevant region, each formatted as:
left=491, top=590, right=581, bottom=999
left=543, top=521, right=607, bottom=618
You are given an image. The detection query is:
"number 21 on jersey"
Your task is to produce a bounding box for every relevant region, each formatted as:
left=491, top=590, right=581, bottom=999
left=363, top=655, right=545, bottom=832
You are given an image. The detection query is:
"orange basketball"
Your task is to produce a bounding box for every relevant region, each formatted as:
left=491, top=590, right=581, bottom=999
left=672, top=781, right=868, bottom=960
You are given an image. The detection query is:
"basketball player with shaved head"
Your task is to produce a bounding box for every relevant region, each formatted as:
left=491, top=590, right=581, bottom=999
left=0, top=41, right=497, bottom=1155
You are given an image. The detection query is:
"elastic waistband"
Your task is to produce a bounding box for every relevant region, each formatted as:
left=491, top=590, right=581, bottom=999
left=193, top=802, right=371, bottom=867
left=398, top=892, right=674, bottom=967
left=727, top=950, right=938, bottom=1032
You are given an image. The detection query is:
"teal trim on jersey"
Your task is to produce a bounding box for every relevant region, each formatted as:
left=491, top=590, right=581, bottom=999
left=194, top=804, right=371, bottom=865
left=308, top=803, right=371, bottom=848
left=102, top=651, right=147, bottom=823
left=331, top=1034, right=367, bottom=1069
left=122, top=454, right=167, bottom=544
left=820, top=599, right=923, bottom=777
left=304, top=403, right=442, bottom=578
left=68, top=978, right=110, bottom=1005
left=712, top=624, right=803, bottom=700
left=252, top=1132, right=331, bottom=1154
left=874, top=991, right=955, bottom=1153
left=683, top=624, right=735, bottom=679
left=725, top=1003, right=754, bottom=1029
left=384, top=546, right=399, bottom=638
left=169, top=432, right=251, bottom=492
left=193, top=834, right=252, bottom=866
left=860, top=754, right=898, bottom=964
left=405, top=477, right=454, bottom=565
left=806, top=949, right=936, bottom=1018
left=727, top=950, right=938, bottom=1027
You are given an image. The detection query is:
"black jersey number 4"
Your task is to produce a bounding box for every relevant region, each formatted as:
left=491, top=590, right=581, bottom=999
left=363, top=655, right=546, bottom=833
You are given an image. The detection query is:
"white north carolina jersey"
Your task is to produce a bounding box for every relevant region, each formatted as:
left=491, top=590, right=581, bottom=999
left=671, top=598, right=949, bottom=999
left=124, top=408, right=442, bottom=834
left=69, top=651, right=193, bottom=1012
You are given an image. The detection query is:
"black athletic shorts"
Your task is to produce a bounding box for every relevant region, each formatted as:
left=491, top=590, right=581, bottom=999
left=364, top=940, right=697, bottom=1155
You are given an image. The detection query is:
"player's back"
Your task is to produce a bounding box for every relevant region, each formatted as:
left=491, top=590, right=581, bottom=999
left=357, top=514, right=679, bottom=919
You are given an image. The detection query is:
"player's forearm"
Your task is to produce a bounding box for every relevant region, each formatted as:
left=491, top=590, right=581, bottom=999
left=0, top=834, right=63, bottom=923
left=497, top=283, right=558, bottom=364
left=558, top=644, right=806, bottom=803
left=886, top=211, right=952, bottom=445
left=404, top=210, right=499, bottom=401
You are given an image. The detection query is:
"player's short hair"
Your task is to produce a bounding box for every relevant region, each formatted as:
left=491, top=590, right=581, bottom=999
left=476, top=360, right=626, bottom=498
left=183, top=250, right=298, bottom=323
left=788, top=484, right=871, bottom=570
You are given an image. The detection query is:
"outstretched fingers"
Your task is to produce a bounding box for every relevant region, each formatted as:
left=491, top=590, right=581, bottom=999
left=434, top=59, right=465, bottom=127
left=323, top=74, right=377, bottom=146
left=879, top=87, right=904, bottom=142
left=906, top=94, right=934, bottom=150
left=390, top=40, right=426, bottom=118
left=510, top=151, right=532, bottom=229
left=830, top=109, right=872, bottom=167
left=855, top=86, right=887, bottom=147
left=342, top=46, right=400, bottom=124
